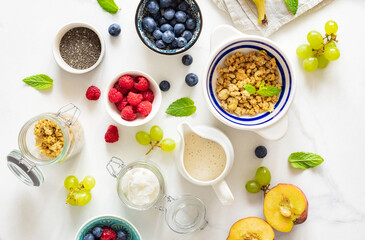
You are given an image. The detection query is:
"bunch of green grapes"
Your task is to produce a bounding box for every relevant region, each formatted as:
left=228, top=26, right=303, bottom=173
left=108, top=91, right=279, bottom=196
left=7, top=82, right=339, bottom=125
left=296, top=20, right=340, bottom=72
left=136, top=125, right=176, bottom=154
left=64, top=175, right=95, bottom=206
left=245, top=167, right=271, bottom=194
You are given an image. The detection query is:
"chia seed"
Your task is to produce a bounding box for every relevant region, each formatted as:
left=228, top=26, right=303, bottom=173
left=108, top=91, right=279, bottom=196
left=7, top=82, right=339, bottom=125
left=59, top=27, right=101, bottom=70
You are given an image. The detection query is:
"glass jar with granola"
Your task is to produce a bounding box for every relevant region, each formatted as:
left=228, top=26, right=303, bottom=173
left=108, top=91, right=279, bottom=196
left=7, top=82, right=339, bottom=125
left=7, top=104, right=84, bottom=186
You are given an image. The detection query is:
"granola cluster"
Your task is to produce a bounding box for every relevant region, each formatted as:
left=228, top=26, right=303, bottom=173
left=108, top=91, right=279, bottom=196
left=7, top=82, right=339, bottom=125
left=34, top=119, right=64, bottom=158
left=216, top=50, right=282, bottom=116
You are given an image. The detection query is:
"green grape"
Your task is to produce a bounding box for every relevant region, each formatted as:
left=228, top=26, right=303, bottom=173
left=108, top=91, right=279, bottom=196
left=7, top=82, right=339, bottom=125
left=160, top=138, right=176, bottom=152
left=324, top=47, right=340, bottom=61
left=150, top=125, right=164, bottom=142
left=317, top=55, right=329, bottom=69
left=75, top=189, right=92, bottom=206
left=325, top=20, right=338, bottom=35
left=303, top=57, right=318, bottom=72
left=325, top=41, right=337, bottom=49
left=136, top=131, right=151, bottom=145
left=296, top=44, right=313, bottom=59
left=83, top=176, right=96, bottom=190
left=255, top=167, right=271, bottom=186
left=67, top=192, right=78, bottom=206
left=307, top=31, right=324, bottom=50
left=245, top=180, right=261, bottom=193
left=64, top=175, right=79, bottom=191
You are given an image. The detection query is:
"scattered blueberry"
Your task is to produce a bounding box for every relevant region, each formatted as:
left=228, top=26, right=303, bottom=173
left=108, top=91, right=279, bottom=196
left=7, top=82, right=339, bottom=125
left=176, top=37, right=187, bottom=48
left=182, top=54, right=193, bottom=66
left=116, top=231, right=128, bottom=240
left=83, top=233, right=95, bottom=240
left=156, top=40, right=166, bottom=49
left=160, top=23, right=173, bottom=32
left=108, top=24, right=121, bottom=37
left=162, top=30, right=175, bottom=43
left=255, top=146, right=267, bottom=158
left=159, top=0, right=172, bottom=8
left=169, top=18, right=177, bottom=26
left=178, top=2, right=189, bottom=11
left=142, top=17, right=157, bottom=33
left=175, top=11, right=187, bottom=23
left=185, top=73, right=199, bottom=86
left=174, top=23, right=185, bottom=36
left=164, top=8, right=175, bottom=20
left=147, top=0, right=159, bottom=14
left=181, top=30, right=192, bottom=42
left=92, top=227, right=103, bottom=238
left=159, top=80, right=170, bottom=91
left=185, top=18, right=196, bottom=30
left=153, top=29, right=163, bottom=40
left=157, top=17, right=168, bottom=26
left=170, top=38, right=178, bottom=48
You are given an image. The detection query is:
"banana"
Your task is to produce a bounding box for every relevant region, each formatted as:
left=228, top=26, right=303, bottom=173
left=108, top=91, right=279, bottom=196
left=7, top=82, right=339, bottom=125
left=251, top=0, right=268, bottom=25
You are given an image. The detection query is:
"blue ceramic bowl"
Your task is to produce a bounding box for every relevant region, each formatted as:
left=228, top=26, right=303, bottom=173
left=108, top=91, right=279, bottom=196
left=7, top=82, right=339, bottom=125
left=135, top=0, right=202, bottom=55
left=75, top=215, right=142, bottom=240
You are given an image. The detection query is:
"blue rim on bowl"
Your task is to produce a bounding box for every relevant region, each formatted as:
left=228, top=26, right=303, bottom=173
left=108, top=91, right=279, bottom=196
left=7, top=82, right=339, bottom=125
left=204, top=38, right=295, bottom=130
left=75, top=215, right=142, bottom=240
left=135, top=0, right=203, bottom=55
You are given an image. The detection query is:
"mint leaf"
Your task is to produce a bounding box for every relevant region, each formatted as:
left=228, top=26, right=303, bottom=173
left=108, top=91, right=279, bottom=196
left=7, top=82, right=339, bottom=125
left=166, top=97, right=196, bottom=117
left=97, top=0, right=120, bottom=14
left=284, top=0, right=298, bottom=14
left=23, top=74, right=53, bottom=90
left=244, top=84, right=256, bottom=95
left=289, top=152, right=324, bottom=169
left=257, top=85, right=282, bottom=97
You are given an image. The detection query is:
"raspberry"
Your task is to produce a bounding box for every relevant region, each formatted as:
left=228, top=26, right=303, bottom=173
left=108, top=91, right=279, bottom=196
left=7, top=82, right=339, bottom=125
left=108, top=88, right=123, bottom=103
left=85, top=86, right=101, bottom=100
left=121, top=105, right=137, bottom=121
left=134, top=76, right=150, bottom=91
left=137, top=101, right=152, bottom=117
left=113, top=82, right=129, bottom=95
left=100, top=227, right=117, bottom=240
left=141, top=89, right=154, bottom=103
left=104, top=125, right=119, bottom=143
left=119, top=75, right=134, bottom=89
left=115, top=97, right=128, bottom=112
left=127, top=92, right=143, bottom=106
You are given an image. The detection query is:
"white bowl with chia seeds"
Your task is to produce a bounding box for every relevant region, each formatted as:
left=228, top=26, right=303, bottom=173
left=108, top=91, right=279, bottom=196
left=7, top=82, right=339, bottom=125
left=53, top=22, right=105, bottom=74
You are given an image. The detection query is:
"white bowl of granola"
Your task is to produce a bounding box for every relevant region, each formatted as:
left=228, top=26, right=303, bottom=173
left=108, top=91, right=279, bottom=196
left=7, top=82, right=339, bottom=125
left=203, top=25, right=295, bottom=140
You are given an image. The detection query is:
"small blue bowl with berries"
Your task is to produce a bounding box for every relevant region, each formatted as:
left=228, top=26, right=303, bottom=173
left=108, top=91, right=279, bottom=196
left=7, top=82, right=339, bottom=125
left=135, top=0, right=202, bottom=55
left=75, top=215, right=142, bottom=240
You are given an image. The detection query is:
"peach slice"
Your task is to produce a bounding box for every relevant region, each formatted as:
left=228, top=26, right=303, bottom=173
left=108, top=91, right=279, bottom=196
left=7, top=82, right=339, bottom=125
left=263, top=184, right=308, bottom=232
left=227, top=217, right=275, bottom=240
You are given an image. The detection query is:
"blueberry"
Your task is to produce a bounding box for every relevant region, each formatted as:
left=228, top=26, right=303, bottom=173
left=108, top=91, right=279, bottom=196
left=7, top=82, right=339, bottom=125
left=255, top=146, right=267, bottom=158
left=169, top=1, right=177, bottom=8
left=147, top=0, right=159, bottom=14
left=185, top=18, right=196, bottom=30
left=162, top=30, right=175, bottom=43
left=92, top=227, right=103, bottom=238
left=159, top=0, right=172, bottom=8
left=175, top=11, right=187, bottom=23
left=157, top=17, right=168, bottom=26
left=108, top=23, right=121, bottom=37
left=170, top=38, right=178, bottom=48
left=178, top=2, right=189, bottom=11
left=176, top=37, right=187, bottom=48
left=83, top=233, right=95, bottom=240
left=164, top=8, right=175, bottom=20
left=155, top=40, right=166, bottom=49
left=182, top=54, right=193, bottom=66
left=169, top=18, right=177, bottom=26
left=152, top=10, right=162, bottom=20
left=160, top=23, right=173, bottom=32
left=181, top=30, right=192, bottom=42
left=159, top=80, right=170, bottom=91
left=116, top=231, right=128, bottom=240
left=142, top=17, right=157, bottom=33
left=174, top=23, right=185, bottom=36
left=153, top=29, right=163, bottom=40
left=185, top=73, right=198, bottom=86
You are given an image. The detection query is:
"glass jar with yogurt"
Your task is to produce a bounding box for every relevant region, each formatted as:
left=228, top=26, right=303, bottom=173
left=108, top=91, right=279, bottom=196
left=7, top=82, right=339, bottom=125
left=107, top=157, right=208, bottom=234
left=7, top=103, right=84, bottom=187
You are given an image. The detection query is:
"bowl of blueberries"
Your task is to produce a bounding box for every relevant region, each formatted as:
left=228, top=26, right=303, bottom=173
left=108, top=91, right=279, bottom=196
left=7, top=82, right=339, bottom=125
left=135, top=0, right=202, bottom=55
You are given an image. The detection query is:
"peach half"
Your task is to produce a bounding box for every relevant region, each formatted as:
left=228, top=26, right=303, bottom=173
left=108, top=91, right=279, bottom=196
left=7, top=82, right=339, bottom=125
left=263, top=184, right=308, bottom=232
left=227, top=217, right=275, bottom=240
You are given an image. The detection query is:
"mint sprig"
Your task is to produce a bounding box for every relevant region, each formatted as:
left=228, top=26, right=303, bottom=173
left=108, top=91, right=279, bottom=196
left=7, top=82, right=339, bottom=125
left=166, top=97, right=196, bottom=117
left=97, top=0, right=120, bottom=14
left=23, top=74, right=53, bottom=90
left=244, top=84, right=256, bottom=95
left=284, top=0, right=298, bottom=15
left=256, top=81, right=282, bottom=97
left=288, top=152, right=324, bottom=169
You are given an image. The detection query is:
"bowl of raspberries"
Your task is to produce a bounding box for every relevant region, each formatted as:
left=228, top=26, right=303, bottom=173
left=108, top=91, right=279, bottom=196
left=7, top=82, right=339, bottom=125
left=75, top=215, right=141, bottom=240
left=135, top=0, right=202, bottom=55
left=105, top=71, right=161, bottom=126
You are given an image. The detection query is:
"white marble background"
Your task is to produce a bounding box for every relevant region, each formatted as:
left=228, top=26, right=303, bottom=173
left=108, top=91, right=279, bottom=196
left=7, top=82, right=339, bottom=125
left=0, top=0, right=365, bottom=239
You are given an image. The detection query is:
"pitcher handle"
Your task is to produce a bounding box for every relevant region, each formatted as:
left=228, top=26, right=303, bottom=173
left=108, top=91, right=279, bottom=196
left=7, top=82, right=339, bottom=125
left=254, top=115, right=288, bottom=140
left=212, top=179, right=234, bottom=206
left=210, top=25, right=244, bottom=52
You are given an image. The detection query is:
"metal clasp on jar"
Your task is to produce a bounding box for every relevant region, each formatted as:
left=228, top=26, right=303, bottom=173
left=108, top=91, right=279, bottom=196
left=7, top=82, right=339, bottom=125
left=56, top=103, right=81, bottom=126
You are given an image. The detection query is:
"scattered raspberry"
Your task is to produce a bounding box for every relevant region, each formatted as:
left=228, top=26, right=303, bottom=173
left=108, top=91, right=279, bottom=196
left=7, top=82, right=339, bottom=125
left=85, top=86, right=101, bottom=100
left=113, top=82, right=129, bottom=95
left=119, top=75, right=134, bottom=89
left=108, top=88, right=123, bottom=103
left=115, top=97, right=128, bottom=112
left=121, top=106, right=137, bottom=121
left=134, top=76, right=150, bottom=91
left=137, top=101, right=152, bottom=117
left=100, top=227, right=117, bottom=240
left=104, top=125, right=119, bottom=143
left=141, top=89, right=154, bottom=103
left=127, top=92, right=143, bottom=106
